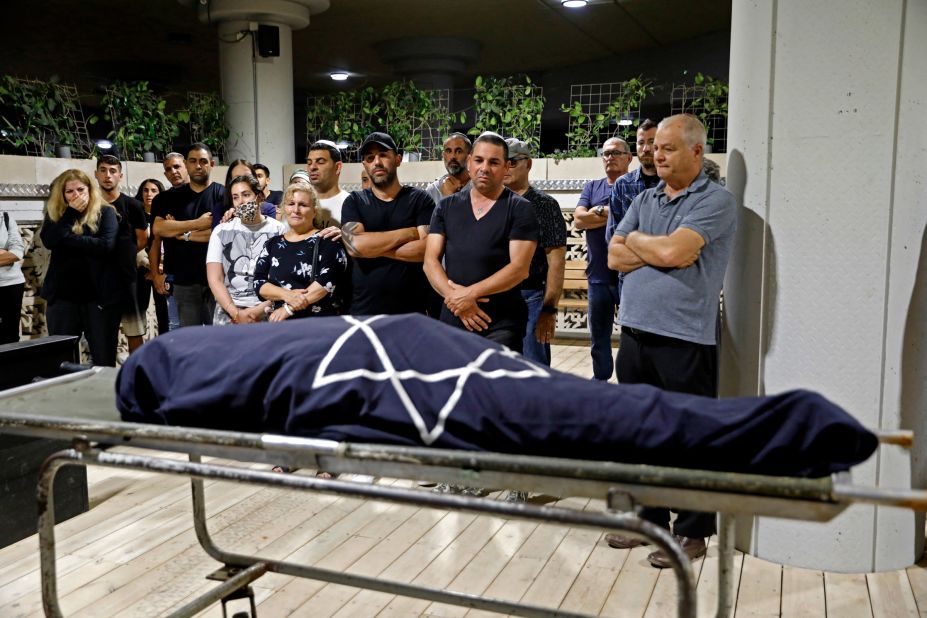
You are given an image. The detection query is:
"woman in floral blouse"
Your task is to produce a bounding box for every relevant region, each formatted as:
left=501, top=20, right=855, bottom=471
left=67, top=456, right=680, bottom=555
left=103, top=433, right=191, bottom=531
left=253, top=183, right=347, bottom=321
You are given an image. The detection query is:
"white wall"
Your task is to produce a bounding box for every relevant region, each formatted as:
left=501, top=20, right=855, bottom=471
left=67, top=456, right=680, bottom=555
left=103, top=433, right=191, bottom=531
left=724, top=0, right=927, bottom=572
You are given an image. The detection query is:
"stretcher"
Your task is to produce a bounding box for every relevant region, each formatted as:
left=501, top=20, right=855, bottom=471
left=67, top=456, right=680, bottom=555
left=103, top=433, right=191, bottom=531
left=1, top=366, right=924, bottom=618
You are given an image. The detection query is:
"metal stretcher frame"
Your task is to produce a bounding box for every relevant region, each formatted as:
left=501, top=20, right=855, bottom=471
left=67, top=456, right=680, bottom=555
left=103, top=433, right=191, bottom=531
left=2, top=368, right=926, bottom=618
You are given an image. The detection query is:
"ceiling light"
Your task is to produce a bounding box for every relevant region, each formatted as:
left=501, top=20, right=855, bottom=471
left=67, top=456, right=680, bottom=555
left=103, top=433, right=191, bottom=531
left=335, top=141, right=351, bottom=149
left=95, top=139, right=114, bottom=149
left=330, top=71, right=349, bottom=81
left=561, top=0, right=587, bottom=8
left=617, top=118, right=633, bottom=127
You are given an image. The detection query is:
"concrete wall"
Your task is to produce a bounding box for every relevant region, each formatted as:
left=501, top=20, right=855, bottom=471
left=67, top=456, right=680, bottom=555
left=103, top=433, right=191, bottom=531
left=724, top=0, right=927, bottom=572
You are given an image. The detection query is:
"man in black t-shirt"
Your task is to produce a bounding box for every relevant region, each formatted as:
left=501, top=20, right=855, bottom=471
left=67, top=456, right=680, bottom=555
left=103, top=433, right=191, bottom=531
left=503, top=138, right=567, bottom=366
left=95, top=155, right=148, bottom=352
left=150, top=143, right=225, bottom=326
left=424, top=132, right=538, bottom=352
left=340, top=132, right=435, bottom=315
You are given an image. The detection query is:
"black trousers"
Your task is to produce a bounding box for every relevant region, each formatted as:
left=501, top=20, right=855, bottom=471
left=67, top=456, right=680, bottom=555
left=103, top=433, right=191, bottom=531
left=0, top=283, right=24, bottom=344
left=615, top=327, right=718, bottom=538
left=46, top=299, right=122, bottom=367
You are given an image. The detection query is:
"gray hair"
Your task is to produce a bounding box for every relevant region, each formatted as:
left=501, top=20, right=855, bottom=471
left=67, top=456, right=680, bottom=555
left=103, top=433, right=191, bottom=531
left=658, top=114, right=707, bottom=149
left=602, top=137, right=630, bottom=152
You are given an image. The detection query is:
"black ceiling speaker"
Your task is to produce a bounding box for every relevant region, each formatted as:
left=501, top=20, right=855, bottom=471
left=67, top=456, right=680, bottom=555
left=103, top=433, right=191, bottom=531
left=257, top=25, right=280, bottom=58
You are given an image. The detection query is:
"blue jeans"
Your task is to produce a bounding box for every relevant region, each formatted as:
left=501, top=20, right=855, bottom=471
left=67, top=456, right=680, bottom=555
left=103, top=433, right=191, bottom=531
left=587, top=281, right=620, bottom=380
left=520, top=288, right=550, bottom=365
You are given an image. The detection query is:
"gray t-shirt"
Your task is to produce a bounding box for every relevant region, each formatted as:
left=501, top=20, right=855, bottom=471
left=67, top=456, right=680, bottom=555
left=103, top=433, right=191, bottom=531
left=615, top=172, right=736, bottom=345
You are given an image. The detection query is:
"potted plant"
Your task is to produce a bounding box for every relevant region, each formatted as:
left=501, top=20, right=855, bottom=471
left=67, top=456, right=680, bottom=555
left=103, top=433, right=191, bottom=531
left=469, top=75, right=546, bottom=152
left=0, top=75, right=89, bottom=158
left=186, top=92, right=229, bottom=163
left=102, top=81, right=183, bottom=161
left=557, top=76, right=654, bottom=159
left=691, top=73, right=729, bottom=152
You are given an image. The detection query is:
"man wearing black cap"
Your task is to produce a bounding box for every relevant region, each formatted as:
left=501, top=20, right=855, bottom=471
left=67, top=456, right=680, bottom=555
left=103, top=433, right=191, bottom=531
left=340, top=132, right=436, bottom=315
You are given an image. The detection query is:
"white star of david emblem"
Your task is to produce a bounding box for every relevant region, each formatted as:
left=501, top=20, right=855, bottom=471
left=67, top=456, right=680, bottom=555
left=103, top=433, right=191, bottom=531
left=312, top=315, right=550, bottom=445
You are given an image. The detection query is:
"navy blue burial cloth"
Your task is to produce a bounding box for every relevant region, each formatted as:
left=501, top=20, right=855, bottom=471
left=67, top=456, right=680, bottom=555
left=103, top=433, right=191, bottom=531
left=117, top=314, right=877, bottom=478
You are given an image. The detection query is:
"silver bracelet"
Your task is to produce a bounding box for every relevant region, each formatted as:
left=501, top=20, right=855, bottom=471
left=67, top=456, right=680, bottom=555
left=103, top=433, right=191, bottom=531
left=282, top=303, right=294, bottom=316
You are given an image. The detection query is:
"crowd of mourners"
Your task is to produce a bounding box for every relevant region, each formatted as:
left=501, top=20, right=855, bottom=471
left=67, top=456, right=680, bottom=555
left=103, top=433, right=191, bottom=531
left=0, top=113, right=736, bottom=569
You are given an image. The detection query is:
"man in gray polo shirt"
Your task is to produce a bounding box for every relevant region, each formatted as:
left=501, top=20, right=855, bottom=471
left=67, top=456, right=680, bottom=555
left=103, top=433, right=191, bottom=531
left=606, top=114, right=737, bottom=568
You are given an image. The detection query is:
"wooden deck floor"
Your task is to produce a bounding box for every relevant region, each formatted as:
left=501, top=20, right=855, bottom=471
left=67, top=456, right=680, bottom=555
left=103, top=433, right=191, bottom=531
left=1, top=342, right=925, bottom=617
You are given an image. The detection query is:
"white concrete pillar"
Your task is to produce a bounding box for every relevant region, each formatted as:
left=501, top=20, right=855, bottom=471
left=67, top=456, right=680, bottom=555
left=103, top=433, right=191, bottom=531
left=723, top=0, right=927, bottom=572
left=217, top=19, right=295, bottom=185
left=192, top=0, right=330, bottom=189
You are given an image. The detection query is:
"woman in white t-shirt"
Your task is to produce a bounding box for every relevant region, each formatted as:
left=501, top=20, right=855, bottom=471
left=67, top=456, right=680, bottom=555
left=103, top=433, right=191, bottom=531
left=0, top=210, right=26, bottom=344
left=206, top=175, right=286, bottom=325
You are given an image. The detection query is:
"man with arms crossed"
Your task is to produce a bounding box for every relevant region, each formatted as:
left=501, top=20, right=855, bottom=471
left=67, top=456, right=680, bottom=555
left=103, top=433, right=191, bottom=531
left=606, top=114, right=737, bottom=568
left=340, top=132, right=435, bottom=315
left=150, top=143, right=224, bottom=326
left=424, top=132, right=538, bottom=351
left=573, top=137, right=632, bottom=379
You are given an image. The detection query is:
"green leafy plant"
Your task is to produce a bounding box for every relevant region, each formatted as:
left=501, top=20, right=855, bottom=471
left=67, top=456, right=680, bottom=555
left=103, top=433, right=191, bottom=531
left=691, top=73, right=729, bottom=147
left=186, top=92, right=229, bottom=162
left=558, top=76, right=654, bottom=159
left=306, top=81, right=463, bottom=160
left=469, top=75, right=545, bottom=152
left=0, top=75, right=92, bottom=156
left=101, top=81, right=184, bottom=161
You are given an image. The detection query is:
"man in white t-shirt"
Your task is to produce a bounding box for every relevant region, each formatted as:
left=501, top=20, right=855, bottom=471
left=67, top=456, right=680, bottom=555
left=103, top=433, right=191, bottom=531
left=206, top=175, right=286, bottom=325
left=306, top=140, right=349, bottom=227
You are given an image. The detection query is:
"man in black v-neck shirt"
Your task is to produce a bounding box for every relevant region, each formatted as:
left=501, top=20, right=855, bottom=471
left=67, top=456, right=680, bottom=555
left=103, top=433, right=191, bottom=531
left=424, top=132, right=538, bottom=352
left=340, top=132, right=435, bottom=315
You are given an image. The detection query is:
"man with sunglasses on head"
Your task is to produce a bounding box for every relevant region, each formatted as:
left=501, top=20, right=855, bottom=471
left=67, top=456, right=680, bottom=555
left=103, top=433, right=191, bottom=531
left=573, top=137, right=632, bottom=380
left=502, top=138, right=566, bottom=366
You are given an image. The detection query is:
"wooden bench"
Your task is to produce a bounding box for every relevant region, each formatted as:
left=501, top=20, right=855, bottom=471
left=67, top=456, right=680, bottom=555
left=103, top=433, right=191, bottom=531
left=559, top=260, right=588, bottom=312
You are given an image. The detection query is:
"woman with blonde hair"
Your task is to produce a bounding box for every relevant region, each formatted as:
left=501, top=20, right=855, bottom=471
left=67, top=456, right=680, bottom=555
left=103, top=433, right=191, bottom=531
left=253, top=183, right=347, bottom=321
left=40, top=168, right=122, bottom=366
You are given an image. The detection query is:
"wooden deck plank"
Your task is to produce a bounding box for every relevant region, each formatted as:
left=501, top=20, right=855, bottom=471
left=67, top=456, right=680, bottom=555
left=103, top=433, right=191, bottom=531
left=462, top=499, right=589, bottom=618
left=421, top=517, right=539, bottom=616
left=254, top=481, right=415, bottom=615
left=328, top=509, right=481, bottom=617
left=906, top=558, right=927, bottom=616
left=599, top=545, right=660, bottom=618
left=289, top=506, right=446, bottom=616
left=517, top=502, right=601, bottom=612
left=734, top=554, right=781, bottom=617
left=696, top=541, right=745, bottom=618
left=780, top=565, right=825, bottom=618
left=823, top=572, right=872, bottom=618
left=868, top=569, right=920, bottom=618
left=374, top=510, right=508, bottom=616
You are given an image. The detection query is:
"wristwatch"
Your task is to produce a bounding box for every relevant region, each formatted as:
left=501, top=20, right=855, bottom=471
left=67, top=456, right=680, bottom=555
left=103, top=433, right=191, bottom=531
left=594, top=205, right=606, bottom=217
left=183, top=230, right=191, bottom=242
left=540, top=305, right=558, bottom=315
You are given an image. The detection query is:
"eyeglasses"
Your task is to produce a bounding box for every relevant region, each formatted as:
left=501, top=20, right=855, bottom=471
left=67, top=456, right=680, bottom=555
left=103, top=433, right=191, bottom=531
left=509, top=156, right=529, bottom=164
left=602, top=150, right=630, bottom=158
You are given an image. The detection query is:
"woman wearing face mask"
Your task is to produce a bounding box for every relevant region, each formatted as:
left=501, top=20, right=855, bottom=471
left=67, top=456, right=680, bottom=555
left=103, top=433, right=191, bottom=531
left=40, top=169, right=121, bottom=366
left=206, top=175, right=286, bottom=325
left=253, top=183, right=347, bottom=321
left=216, top=161, right=277, bottom=226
